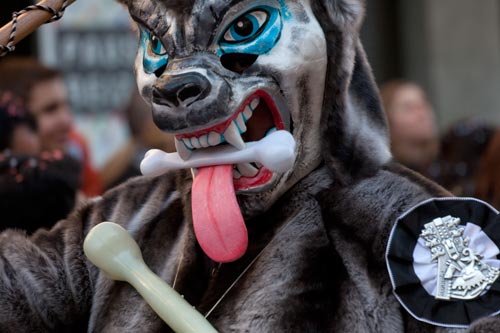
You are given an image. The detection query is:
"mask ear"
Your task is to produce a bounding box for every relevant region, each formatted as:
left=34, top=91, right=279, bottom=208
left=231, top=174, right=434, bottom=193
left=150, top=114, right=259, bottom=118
left=312, top=0, right=391, bottom=185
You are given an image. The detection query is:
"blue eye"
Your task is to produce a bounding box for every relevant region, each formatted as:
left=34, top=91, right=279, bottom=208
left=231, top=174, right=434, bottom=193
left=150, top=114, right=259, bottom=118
left=218, top=6, right=282, bottom=56
left=223, top=10, right=268, bottom=43
left=141, top=29, right=168, bottom=74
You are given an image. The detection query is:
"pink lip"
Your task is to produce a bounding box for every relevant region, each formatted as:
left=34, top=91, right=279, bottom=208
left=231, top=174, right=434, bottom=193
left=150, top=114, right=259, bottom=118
left=234, top=167, right=274, bottom=190
left=175, top=90, right=284, bottom=140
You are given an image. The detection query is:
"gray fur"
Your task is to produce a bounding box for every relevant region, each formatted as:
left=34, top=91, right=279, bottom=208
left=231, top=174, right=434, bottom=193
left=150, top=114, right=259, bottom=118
left=0, top=164, right=483, bottom=332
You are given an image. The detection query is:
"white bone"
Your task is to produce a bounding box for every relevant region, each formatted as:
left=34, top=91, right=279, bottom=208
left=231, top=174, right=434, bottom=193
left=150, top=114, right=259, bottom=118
left=141, top=130, right=296, bottom=177
left=83, top=222, right=217, bottom=333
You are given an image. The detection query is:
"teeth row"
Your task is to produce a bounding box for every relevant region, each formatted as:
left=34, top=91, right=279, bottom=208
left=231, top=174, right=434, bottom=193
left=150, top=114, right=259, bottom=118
left=233, top=163, right=259, bottom=179
left=175, top=98, right=260, bottom=159
left=181, top=132, right=223, bottom=150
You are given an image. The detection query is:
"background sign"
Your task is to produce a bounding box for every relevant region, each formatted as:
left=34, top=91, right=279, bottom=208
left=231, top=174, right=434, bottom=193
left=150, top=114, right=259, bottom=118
left=38, top=0, right=138, bottom=168
left=56, top=29, right=137, bottom=115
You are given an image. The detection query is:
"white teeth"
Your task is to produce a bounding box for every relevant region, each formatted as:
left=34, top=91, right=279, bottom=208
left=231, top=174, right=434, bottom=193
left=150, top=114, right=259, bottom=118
left=235, top=113, right=247, bottom=133
left=175, top=139, right=192, bottom=161
left=233, top=168, right=242, bottom=179
left=250, top=98, right=260, bottom=110
left=223, top=122, right=246, bottom=150
left=199, top=134, right=209, bottom=148
left=243, top=106, right=253, bottom=121
left=191, top=138, right=202, bottom=149
left=181, top=132, right=221, bottom=153
left=191, top=168, right=198, bottom=178
left=236, top=163, right=259, bottom=177
left=176, top=99, right=258, bottom=153
left=182, top=138, right=193, bottom=149
left=208, top=131, right=222, bottom=146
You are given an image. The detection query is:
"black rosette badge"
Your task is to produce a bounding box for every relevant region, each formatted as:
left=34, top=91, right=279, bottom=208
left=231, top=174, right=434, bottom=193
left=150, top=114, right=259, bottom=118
left=386, top=198, right=500, bottom=328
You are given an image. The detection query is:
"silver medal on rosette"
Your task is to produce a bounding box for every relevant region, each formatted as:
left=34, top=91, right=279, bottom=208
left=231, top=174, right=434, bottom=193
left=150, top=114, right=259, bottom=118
left=386, top=198, right=500, bottom=328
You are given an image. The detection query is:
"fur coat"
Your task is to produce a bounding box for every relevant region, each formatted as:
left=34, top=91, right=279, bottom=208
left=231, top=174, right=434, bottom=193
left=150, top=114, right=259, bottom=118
left=1, top=163, right=499, bottom=332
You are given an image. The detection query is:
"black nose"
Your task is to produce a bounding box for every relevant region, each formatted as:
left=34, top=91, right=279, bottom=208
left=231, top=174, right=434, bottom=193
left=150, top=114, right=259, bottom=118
left=153, top=73, right=211, bottom=107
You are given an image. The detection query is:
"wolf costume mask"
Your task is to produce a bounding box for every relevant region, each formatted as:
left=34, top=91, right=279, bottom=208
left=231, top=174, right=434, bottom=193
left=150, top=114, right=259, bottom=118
left=1, top=0, right=500, bottom=332
left=127, top=0, right=389, bottom=263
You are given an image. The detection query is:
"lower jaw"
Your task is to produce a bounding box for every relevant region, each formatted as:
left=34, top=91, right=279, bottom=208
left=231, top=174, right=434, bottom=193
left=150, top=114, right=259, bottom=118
left=233, top=168, right=274, bottom=191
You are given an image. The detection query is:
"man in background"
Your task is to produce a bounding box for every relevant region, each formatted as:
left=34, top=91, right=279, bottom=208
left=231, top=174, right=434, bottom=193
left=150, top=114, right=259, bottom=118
left=380, top=80, right=440, bottom=175
left=0, top=89, right=81, bottom=233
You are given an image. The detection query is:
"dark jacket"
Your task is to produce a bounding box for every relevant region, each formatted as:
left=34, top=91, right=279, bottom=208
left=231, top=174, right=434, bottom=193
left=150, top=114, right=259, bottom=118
left=0, top=154, right=80, bottom=234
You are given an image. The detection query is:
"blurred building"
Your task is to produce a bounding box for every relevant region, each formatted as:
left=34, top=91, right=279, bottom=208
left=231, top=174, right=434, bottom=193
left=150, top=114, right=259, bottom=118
left=362, top=0, right=500, bottom=128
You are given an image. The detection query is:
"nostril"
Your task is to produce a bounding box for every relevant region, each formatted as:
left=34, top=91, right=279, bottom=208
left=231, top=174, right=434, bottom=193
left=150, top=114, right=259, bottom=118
left=153, top=88, right=179, bottom=107
left=153, top=73, right=211, bottom=107
left=178, top=84, right=202, bottom=102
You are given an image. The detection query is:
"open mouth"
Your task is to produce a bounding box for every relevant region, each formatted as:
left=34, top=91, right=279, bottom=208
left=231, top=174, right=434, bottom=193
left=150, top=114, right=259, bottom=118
left=141, top=90, right=294, bottom=263
left=174, top=90, right=286, bottom=190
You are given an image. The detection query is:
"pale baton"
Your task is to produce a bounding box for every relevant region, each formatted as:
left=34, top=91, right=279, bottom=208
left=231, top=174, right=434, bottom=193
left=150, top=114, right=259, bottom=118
left=83, top=222, right=218, bottom=333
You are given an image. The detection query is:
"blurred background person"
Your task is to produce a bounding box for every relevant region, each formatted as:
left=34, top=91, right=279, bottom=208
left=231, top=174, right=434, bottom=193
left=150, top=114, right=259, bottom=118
left=476, top=130, right=500, bottom=209
left=0, top=90, right=81, bottom=234
left=0, top=57, right=102, bottom=197
left=437, top=118, right=496, bottom=196
left=381, top=80, right=440, bottom=176
left=100, top=88, right=175, bottom=190
left=0, top=92, right=39, bottom=156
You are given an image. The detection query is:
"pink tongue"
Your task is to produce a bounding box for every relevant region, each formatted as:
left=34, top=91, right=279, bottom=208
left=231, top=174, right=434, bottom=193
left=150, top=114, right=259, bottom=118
left=191, top=165, right=248, bottom=263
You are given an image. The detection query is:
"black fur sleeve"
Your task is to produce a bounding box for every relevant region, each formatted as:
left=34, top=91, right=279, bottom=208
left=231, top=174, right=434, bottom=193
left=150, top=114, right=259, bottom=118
left=0, top=204, right=94, bottom=332
left=0, top=172, right=179, bottom=332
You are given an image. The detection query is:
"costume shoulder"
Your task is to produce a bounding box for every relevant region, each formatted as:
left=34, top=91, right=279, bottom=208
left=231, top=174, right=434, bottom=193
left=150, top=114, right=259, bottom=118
left=0, top=171, right=183, bottom=331
left=318, top=162, right=450, bottom=263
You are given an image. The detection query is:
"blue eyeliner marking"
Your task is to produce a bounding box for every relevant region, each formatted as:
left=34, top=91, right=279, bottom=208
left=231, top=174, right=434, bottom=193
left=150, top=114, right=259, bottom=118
left=141, top=29, right=168, bottom=74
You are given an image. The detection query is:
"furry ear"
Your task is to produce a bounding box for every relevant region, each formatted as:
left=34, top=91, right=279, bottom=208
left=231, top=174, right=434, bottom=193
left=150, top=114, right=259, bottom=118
left=312, top=0, right=391, bottom=185
left=316, top=0, right=366, bottom=30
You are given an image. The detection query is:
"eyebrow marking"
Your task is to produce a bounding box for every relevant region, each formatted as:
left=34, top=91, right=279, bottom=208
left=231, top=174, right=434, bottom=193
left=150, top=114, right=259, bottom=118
left=130, top=13, right=170, bottom=39
left=130, top=14, right=152, bottom=31
left=206, top=0, right=249, bottom=46
left=209, top=5, right=219, bottom=21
